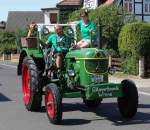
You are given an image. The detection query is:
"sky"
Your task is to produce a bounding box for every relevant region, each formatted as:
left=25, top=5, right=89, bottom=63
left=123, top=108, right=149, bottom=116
left=0, top=0, right=60, bottom=21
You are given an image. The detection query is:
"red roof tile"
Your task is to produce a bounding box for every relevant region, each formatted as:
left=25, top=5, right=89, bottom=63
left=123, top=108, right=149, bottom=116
left=57, top=0, right=81, bottom=6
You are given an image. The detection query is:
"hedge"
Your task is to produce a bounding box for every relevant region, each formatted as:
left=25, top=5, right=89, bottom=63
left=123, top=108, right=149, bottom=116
left=118, top=22, right=150, bottom=74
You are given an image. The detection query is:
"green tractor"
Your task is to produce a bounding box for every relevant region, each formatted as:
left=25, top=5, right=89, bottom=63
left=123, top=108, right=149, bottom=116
left=17, top=24, right=138, bottom=124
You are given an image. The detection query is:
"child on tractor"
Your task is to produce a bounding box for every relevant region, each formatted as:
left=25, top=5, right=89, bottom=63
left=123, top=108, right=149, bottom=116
left=27, top=22, right=37, bottom=37
left=76, top=9, right=96, bottom=48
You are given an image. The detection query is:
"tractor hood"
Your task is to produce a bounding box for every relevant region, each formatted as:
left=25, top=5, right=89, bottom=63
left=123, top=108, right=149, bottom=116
left=66, top=48, right=107, bottom=59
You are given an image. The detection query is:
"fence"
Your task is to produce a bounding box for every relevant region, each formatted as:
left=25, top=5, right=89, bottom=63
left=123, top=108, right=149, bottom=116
left=0, top=54, right=19, bottom=62
left=110, top=57, right=122, bottom=71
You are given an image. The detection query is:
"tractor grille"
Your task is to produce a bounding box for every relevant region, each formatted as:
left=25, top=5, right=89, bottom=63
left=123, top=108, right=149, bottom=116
left=85, top=59, right=108, bottom=74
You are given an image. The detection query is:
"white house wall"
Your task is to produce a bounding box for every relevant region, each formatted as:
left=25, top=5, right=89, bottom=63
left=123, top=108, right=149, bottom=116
left=44, top=12, right=50, bottom=24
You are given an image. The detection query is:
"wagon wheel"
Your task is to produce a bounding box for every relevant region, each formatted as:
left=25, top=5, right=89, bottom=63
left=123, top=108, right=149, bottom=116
left=22, top=57, right=42, bottom=111
left=118, top=79, right=138, bottom=119
left=45, top=83, right=62, bottom=124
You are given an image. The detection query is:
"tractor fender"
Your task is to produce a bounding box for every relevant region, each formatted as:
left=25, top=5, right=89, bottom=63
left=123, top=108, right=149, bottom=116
left=17, top=48, right=44, bottom=75
left=17, top=49, right=31, bottom=75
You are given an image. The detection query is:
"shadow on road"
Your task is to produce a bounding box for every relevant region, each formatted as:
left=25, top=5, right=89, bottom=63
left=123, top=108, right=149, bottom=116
left=36, top=102, right=150, bottom=126
left=61, top=119, right=91, bottom=125
left=0, top=93, right=12, bottom=102
left=61, top=102, right=150, bottom=126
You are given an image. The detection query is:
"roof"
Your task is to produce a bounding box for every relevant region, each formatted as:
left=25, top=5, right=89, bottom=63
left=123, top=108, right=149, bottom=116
left=57, top=0, right=82, bottom=8
left=6, top=11, right=44, bottom=32
left=41, top=7, right=59, bottom=11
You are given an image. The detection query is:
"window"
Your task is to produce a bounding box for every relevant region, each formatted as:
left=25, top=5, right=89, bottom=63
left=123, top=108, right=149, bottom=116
left=124, top=0, right=133, bottom=13
left=49, top=13, right=57, bottom=24
left=144, top=0, right=150, bottom=14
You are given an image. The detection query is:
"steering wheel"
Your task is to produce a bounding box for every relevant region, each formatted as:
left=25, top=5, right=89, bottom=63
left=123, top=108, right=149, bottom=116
left=42, top=26, right=50, bottom=35
left=64, top=27, right=76, bottom=40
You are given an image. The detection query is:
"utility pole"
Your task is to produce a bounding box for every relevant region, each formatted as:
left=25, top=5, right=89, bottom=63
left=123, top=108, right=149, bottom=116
left=97, top=16, right=102, bottom=49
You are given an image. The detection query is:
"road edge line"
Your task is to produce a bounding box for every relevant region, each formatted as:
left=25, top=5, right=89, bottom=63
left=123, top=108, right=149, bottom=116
left=0, top=63, right=17, bottom=69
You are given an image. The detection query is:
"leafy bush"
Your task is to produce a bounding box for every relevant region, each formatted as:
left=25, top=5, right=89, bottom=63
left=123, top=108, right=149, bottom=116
left=68, top=10, right=80, bottom=22
left=0, top=31, right=16, bottom=54
left=118, top=22, right=150, bottom=74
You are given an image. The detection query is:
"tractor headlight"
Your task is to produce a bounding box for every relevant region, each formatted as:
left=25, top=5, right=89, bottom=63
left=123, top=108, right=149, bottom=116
left=68, top=69, right=75, bottom=77
left=91, top=75, right=104, bottom=84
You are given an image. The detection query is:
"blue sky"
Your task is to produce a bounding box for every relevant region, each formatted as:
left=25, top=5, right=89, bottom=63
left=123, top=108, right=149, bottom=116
left=0, top=0, right=60, bottom=21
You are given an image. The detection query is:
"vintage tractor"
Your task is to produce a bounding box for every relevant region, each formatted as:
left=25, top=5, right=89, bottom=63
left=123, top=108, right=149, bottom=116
left=17, top=24, right=138, bottom=124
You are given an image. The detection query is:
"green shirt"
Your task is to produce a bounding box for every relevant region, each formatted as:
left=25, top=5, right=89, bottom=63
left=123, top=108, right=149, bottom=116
left=47, top=34, right=71, bottom=54
left=79, top=20, right=96, bottom=40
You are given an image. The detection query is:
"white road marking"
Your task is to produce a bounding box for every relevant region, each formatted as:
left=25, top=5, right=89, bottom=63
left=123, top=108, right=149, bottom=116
left=139, top=91, right=150, bottom=96
left=0, top=63, right=17, bottom=69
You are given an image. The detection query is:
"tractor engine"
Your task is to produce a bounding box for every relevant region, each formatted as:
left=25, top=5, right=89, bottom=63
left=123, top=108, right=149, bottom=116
left=65, top=48, right=108, bottom=89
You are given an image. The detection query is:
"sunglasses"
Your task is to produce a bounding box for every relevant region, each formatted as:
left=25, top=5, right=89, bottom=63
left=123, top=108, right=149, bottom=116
left=81, top=15, right=87, bottom=18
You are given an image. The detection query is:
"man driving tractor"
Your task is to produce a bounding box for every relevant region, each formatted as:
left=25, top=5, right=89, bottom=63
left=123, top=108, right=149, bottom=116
left=44, top=24, right=71, bottom=71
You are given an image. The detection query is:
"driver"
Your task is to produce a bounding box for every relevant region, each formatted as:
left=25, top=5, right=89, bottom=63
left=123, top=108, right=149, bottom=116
left=45, top=24, right=71, bottom=70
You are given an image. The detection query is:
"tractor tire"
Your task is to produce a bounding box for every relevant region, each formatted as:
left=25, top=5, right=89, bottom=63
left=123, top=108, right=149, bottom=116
left=22, top=57, right=42, bottom=111
left=118, top=79, right=138, bottom=119
left=83, top=98, right=102, bottom=108
left=45, top=83, right=62, bottom=124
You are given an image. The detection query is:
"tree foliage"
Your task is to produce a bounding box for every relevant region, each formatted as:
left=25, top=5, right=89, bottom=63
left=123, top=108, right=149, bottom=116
left=0, top=31, right=16, bottom=54
left=0, top=28, right=28, bottom=54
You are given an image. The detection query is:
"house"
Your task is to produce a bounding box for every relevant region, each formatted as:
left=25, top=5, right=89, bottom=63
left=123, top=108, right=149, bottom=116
left=6, top=11, right=44, bottom=32
left=56, top=0, right=83, bottom=23
left=83, top=0, right=150, bottom=22
left=41, top=0, right=150, bottom=26
left=41, top=0, right=83, bottom=24
left=41, top=8, right=59, bottom=24
left=120, top=0, right=150, bottom=22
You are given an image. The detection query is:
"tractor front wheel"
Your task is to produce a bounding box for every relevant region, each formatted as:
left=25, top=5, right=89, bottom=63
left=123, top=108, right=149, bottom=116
left=45, top=83, right=62, bottom=124
left=118, top=79, right=138, bottom=119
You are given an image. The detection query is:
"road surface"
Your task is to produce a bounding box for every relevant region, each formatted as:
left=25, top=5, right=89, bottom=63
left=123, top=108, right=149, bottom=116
left=0, top=62, right=150, bottom=130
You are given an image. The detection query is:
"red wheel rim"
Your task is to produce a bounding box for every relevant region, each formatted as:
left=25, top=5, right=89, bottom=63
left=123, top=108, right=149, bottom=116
left=22, top=64, right=31, bottom=105
left=45, top=90, right=55, bottom=120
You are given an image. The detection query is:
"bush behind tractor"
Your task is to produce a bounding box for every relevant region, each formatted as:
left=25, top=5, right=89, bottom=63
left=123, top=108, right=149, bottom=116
left=17, top=24, right=138, bottom=124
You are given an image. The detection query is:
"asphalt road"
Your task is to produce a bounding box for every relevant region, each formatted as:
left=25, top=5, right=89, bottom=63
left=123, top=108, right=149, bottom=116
left=0, top=62, right=150, bottom=130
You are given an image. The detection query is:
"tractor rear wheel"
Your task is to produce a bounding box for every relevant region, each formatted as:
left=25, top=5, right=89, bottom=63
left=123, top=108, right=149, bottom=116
left=45, top=83, right=62, bottom=124
left=22, top=57, right=42, bottom=111
left=118, top=79, right=138, bottom=119
left=83, top=98, right=102, bottom=108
